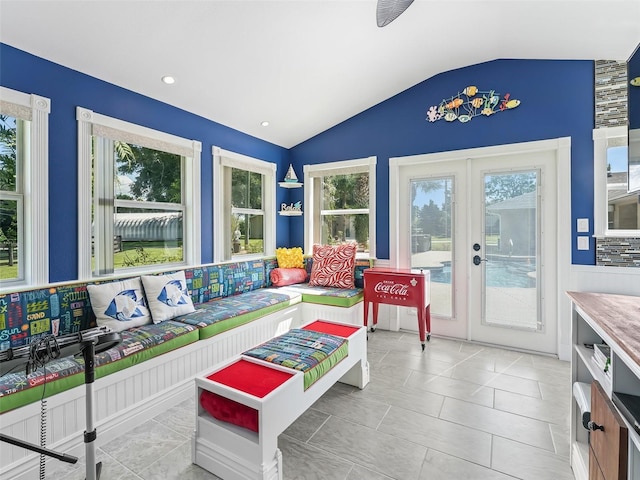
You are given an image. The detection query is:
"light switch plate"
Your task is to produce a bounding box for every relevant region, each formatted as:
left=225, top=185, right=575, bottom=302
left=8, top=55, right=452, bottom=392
left=577, top=218, right=589, bottom=233
left=577, top=236, right=589, bottom=250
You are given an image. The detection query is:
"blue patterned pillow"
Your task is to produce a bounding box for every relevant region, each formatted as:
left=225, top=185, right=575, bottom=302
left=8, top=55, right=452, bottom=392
left=87, top=278, right=151, bottom=332
left=141, top=271, right=195, bottom=323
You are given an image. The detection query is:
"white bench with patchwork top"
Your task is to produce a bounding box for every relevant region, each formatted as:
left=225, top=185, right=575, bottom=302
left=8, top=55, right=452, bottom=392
left=193, top=319, right=369, bottom=480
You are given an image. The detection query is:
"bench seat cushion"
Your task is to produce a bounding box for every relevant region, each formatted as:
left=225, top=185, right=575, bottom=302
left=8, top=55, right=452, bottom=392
left=0, top=321, right=198, bottom=413
left=243, top=329, right=348, bottom=390
left=173, top=289, right=301, bottom=340
left=277, top=284, right=363, bottom=307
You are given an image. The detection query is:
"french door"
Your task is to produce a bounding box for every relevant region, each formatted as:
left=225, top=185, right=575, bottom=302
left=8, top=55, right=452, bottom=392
left=396, top=147, right=558, bottom=354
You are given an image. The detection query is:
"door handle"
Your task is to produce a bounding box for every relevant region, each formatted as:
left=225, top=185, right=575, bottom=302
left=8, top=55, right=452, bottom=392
left=587, top=421, right=604, bottom=432
left=473, top=255, right=487, bottom=266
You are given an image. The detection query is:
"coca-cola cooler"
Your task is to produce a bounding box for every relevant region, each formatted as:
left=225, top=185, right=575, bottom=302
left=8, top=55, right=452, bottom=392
left=363, top=267, right=431, bottom=350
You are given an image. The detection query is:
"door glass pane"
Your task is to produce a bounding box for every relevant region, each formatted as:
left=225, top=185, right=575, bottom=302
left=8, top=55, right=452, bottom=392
left=483, top=171, right=539, bottom=330
left=410, top=177, right=453, bottom=318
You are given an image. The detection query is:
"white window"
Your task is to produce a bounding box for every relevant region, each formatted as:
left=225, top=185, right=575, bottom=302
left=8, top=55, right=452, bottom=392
left=212, top=147, right=276, bottom=262
left=77, top=107, right=201, bottom=278
left=304, top=157, right=376, bottom=258
left=0, top=87, right=49, bottom=289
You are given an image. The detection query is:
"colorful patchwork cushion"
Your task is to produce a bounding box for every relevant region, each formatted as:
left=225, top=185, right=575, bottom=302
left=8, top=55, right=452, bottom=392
left=276, top=247, right=304, bottom=268
left=278, top=284, right=362, bottom=307
left=219, top=260, right=265, bottom=295
left=87, top=278, right=151, bottom=332
left=309, top=243, right=357, bottom=288
left=141, top=271, right=195, bottom=323
left=0, top=321, right=198, bottom=413
left=171, top=289, right=301, bottom=339
left=243, top=329, right=349, bottom=390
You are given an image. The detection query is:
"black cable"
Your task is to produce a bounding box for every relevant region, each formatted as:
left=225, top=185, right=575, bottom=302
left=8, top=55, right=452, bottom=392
left=27, top=335, right=61, bottom=375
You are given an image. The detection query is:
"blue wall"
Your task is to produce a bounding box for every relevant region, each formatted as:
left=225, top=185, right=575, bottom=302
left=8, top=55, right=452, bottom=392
left=0, top=43, right=292, bottom=283
left=1, top=44, right=599, bottom=282
left=290, top=59, right=595, bottom=264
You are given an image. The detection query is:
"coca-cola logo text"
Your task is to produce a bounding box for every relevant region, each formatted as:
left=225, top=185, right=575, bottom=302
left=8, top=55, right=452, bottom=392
left=374, top=281, right=409, bottom=296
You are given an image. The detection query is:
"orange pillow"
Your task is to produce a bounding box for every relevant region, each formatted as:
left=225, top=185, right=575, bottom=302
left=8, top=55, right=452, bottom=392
left=276, top=247, right=304, bottom=268
left=309, top=243, right=357, bottom=288
left=270, top=268, right=308, bottom=286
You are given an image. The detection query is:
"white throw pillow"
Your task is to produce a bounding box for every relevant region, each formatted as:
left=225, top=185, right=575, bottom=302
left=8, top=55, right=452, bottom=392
left=141, top=271, right=195, bottom=323
left=87, top=278, right=151, bottom=332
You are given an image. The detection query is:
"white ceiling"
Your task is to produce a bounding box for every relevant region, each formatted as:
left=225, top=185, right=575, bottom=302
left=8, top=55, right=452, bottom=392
left=1, top=0, right=639, bottom=148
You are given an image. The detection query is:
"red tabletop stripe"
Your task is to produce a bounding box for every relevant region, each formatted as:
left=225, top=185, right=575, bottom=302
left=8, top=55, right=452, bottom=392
left=303, top=320, right=359, bottom=338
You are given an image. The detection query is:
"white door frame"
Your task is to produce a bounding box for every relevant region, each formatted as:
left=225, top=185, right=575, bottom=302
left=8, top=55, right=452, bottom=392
left=389, top=137, right=572, bottom=359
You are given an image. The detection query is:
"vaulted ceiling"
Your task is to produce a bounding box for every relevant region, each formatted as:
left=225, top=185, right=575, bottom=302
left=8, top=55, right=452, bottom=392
left=1, top=1, right=639, bottom=148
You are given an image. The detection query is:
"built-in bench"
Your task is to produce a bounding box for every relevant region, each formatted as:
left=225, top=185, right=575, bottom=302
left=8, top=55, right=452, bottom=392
left=0, top=256, right=370, bottom=480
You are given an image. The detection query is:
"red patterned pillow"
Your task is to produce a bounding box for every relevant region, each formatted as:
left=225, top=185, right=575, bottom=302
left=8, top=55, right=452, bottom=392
left=309, top=243, right=357, bottom=288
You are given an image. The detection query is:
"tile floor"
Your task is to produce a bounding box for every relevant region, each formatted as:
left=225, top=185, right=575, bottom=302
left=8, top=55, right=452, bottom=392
left=49, top=330, right=575, bottom=480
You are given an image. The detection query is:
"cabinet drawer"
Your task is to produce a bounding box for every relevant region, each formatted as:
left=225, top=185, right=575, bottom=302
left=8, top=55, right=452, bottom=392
left=590, top=447, right=606, bottom=480
left=591, top=380, right=628, bottom=480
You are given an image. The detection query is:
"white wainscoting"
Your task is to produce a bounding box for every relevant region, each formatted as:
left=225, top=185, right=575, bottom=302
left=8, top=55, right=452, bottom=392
left=569, top=265, right=640, bottom=296
left=300, top=301, right=363, bottom=327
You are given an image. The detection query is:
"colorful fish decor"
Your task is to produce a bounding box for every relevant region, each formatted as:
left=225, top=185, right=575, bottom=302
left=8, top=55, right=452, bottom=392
left=105, top=289, right=148, bottom=321
left=426, top=86, right=520, bottom=124
left=158, top=280, right=190, bottom=307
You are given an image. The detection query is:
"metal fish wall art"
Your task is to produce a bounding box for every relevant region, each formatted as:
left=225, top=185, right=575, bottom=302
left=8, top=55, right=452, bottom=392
left=426, top=86, right=520, bottom=123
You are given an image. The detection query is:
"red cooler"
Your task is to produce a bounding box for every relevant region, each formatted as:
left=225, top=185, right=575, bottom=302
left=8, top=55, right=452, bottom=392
left=363, top=267, right=431, bottom=350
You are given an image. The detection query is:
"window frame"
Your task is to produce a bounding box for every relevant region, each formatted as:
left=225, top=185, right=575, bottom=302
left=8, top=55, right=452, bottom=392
left=77, top=107, right=201, bottom=279
left=212, top=146, right=276, bottom=262
left=0, top=87, right=50, bottom=290
left=303, top=156, right=376, bottom=258
left=593, top=126, right=639, bottom=236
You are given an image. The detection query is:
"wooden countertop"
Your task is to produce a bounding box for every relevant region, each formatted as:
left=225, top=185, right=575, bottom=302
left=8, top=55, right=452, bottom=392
left=567, top=291, right=640, bottom=368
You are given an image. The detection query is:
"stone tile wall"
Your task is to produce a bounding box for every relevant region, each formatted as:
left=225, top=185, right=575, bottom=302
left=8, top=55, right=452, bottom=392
left=596, top=237, right=640, bottom=266
left=595, top=60, right=628, bottom=128
left=594, top=60, right=640, bottom=266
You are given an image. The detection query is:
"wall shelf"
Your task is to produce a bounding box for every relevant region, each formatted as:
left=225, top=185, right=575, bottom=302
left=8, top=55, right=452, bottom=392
left=278, top=182, right=303, bottom=189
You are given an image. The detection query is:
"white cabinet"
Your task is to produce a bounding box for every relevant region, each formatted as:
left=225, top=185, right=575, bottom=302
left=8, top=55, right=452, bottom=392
left=569, top=292, right=640, bottom=480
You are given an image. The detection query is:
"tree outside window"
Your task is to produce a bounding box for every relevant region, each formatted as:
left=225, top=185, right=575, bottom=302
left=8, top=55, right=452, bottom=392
left=320, top=173, right=369, bottom=251
left=231, top=168, right=264, bottom=256
left=0, top=115, right=22, bottom=281
left=304, top=157, right=376, bottom=257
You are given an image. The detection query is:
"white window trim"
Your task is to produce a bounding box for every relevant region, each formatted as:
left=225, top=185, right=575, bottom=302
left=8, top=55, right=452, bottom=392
left=303, top=156, right=376, bottom=258
left=212, top=146, right=276, bottom=263
left=77, top=107, right=202, bottom=279
left=593, top=126, right=639, bottom=237
left=0, top=87, right=50, bottom=289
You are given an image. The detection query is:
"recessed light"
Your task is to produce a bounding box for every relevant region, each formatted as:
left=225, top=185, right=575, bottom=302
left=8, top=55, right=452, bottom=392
left=161, top=76, right=176, bottom=85
left=261, top=121, right=270, bottom=127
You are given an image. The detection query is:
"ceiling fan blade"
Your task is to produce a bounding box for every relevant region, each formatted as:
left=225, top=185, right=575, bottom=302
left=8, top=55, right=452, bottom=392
left=376, top=0, right=415, bottom=27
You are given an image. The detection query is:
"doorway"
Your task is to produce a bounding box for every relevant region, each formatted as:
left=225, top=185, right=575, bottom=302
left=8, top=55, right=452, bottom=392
left=390, top=140, right=566, bottom=354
